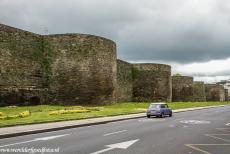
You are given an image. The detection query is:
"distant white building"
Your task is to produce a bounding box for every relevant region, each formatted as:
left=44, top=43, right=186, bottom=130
left=217, top=80, right=230, bottom=100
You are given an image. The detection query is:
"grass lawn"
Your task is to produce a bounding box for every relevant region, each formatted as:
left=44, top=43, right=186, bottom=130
left=0, top=101, right=229, bottom=127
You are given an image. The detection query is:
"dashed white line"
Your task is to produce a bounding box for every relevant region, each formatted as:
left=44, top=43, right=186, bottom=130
left=103, top=130, right=127, bottom=136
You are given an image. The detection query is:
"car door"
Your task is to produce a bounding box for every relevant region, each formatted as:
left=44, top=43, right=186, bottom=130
left=165, top=104, right=170, bottom=115
left=160, top=104, right=166, bottom=114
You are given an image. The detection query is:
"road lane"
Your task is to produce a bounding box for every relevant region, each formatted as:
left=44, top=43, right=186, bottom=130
left=0, top=105, right=229, bottom=154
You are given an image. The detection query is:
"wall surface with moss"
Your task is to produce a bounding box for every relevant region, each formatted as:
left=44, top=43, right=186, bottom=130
left=43, top=34, right=117, bottom=105
left=172, top=76, right=194, bottom=102
left=224, top=89, right=228, bottom=101
left=205, top=84, right=225, bottom=101
left=1, top=23, right=214, bottom=106
left=132, top=64, right=172, bottom=102
left=116, top=59, right=133, bottom=102
left=0, top=24, right=117, bottom=105
left=0, top=24, right=46, bottom=106
left=193, top=81, right=206, bottom=101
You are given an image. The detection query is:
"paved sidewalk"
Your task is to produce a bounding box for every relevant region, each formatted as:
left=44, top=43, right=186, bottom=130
left=0, top=105, right=227, bottom=139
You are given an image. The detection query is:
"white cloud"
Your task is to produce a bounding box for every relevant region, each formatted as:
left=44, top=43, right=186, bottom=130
left=173, top=58, right=230, bottom=76
left=172, top=58, right=230, bottom=83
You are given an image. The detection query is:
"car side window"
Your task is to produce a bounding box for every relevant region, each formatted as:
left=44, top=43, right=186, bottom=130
left=165, top=105, right=169, bottom=108
left=161, top=105, right=165, bottom=108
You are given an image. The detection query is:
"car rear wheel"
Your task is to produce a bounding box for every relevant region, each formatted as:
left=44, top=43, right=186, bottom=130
left=169, top=113, right=172, bottom=117
left=161, top=113, right=164, bottom=118
left=147, top=115, right=150, bottom=118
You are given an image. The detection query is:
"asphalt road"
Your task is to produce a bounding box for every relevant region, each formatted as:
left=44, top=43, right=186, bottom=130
left=0, top=106, right=229, bottom=154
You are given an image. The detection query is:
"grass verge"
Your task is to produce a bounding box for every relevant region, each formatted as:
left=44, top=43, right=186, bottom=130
left=0, top=101, right=229, bottom=127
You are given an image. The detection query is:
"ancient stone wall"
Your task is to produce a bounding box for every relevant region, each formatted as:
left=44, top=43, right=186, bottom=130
left=172, top=76, right=194, bottom=102
left=43, top=34, right=117, bottom=105
left=1, top=23, right=214, bottom=106
left=0, top=24, right=117, bottom=105
left=116, top=59, right=133, bottom=102
left=132, top=64, right=172, bottom=102
left=193, top=81, right=206, bottom=102
left=0, top=24, right=46, bottom=106
left=205, top=84, right=225, bottom=101
left=224, top=89, right=228, bottom=101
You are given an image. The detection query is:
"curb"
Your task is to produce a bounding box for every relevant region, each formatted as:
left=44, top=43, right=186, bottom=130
left=0, top=115, right=146, bottom=139
left=0, top=105, right=228, bottom=139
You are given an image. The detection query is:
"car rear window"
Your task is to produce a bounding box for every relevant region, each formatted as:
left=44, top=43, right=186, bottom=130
left=149, top=104, right=160, bottom=109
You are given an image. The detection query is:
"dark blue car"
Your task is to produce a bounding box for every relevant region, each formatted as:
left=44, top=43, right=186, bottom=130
left=146, top=103, right=172, bottom=118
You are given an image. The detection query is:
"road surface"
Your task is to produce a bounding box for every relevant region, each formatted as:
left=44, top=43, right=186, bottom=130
left=0, top=106, right=229, bottom=154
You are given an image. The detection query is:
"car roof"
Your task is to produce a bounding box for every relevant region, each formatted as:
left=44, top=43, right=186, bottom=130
left=150, top=102, right=167, bottom=105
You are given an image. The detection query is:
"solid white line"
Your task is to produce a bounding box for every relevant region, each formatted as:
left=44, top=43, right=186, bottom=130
left=103, top=130, right=127, bottom=136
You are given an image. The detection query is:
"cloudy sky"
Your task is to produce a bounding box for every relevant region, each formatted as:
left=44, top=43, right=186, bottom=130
left=1, top=0, right=230, bottom=83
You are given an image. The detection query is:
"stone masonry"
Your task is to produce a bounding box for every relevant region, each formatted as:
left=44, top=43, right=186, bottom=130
left=116, top=59, right=133, bottom=102
left=0, top=23, right=227, bottom=105
left=193, top=81, right=206, bottom=102
left=172, top=76, right=194, bottom=102
left=132, top=64, right=172, bottom=102
left=43, top=34, right=117, bottom=105
left=0, top=24, right=117, bottom=105
left=205, top=84, right=225, bottom=102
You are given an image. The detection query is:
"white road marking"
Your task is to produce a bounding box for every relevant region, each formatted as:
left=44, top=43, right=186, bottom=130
left=205, top=134, right=230, bottom=142
left=0, top=134, right=70, bottom=148
left=183, top=125, right=189, bottom=128
left=91, top=139, right=139, bottom=154
left=174, top=118, right=184, bottom=121
left=226, top=123, right=230, bottom=126
left=103, top=130, right=127, bottom=136
left=180, top=120, right=210, bottom=125
left=216, top=128, right=230, bottom=133
left=185, top=144, right=230, bottom=154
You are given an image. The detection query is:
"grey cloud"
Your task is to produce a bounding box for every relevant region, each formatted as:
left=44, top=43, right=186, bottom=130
left=1, top=0, right=230, bottom=64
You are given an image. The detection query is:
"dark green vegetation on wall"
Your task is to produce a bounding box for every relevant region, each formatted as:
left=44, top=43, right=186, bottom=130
left=0, top=24, right=227, bottom=106
left=172, top=76, right=194, bottom=102
left=44, top=34, right=117, bottom=105
left=0, top=24, right=117, bottom=106
left=205, top=84, right=225, bottom=102
left=132, top=64, right=172, bottom=102
left=0, top=24, right=47, bottom=106
left=117, top=60, right=133, bottom=102
left=193, top=81, right=206, bottom=102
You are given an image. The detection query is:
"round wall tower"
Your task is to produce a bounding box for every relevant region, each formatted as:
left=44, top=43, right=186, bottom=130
left=172, top=76, right=194, bottom=102
left=43, top=34, right=117, bottom=105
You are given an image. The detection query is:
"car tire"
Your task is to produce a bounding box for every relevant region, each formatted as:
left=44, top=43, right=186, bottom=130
left=161, top=113, right=164, bottom=118
left=169, top=113, right=172, bottom=117
left=147, top=115, right=150, bottom=118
